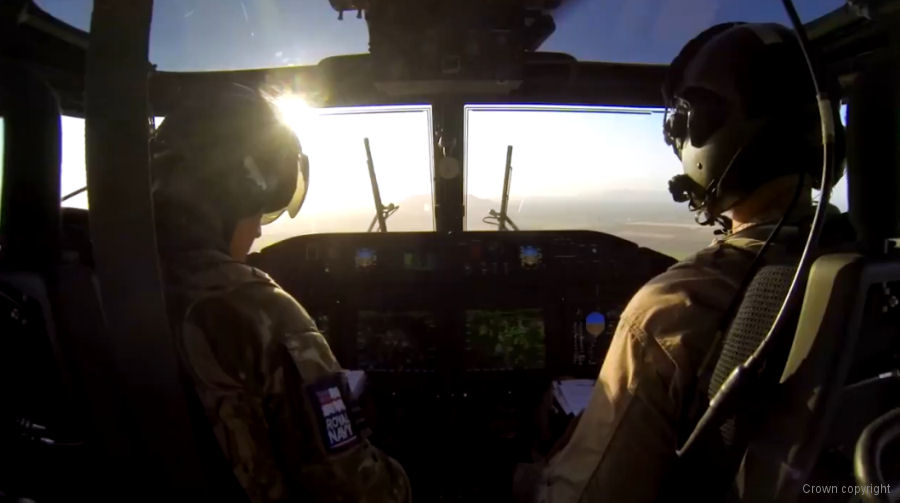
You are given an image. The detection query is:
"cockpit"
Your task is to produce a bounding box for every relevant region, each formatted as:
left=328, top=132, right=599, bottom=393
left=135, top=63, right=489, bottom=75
left=1, top=1, right=898, bottom=501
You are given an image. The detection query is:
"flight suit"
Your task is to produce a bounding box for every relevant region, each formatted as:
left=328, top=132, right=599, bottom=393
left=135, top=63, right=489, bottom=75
left=537, top=226, right=794, bottom=503
left=161, top=248, right=411, bottom=503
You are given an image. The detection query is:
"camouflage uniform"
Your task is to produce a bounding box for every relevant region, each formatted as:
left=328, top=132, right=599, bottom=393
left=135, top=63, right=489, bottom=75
left=537, top=225, right=798, bottom=503
left=163, top=248, right=411, bottom=503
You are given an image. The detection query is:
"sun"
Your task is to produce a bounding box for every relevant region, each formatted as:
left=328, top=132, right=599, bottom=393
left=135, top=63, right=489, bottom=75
left=271, top=93, right=318, bottom=138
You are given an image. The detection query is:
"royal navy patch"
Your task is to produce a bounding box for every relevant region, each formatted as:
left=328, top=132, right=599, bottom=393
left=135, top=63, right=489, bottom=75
left=307, top=374, right=360, bottom=453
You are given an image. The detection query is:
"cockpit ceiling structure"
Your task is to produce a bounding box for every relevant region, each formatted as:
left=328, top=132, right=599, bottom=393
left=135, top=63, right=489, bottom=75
left=7, top=0, right=862, bottom=115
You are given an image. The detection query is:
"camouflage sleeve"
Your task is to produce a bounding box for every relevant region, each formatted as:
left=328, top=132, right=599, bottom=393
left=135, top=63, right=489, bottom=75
left=540, top=245, right=748, bottom=503
left=180, top=284, right=411, bottom=503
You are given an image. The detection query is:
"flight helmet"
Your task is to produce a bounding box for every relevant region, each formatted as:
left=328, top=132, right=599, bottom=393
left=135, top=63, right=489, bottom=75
left=150, top=84, right=309, bottom=231
left=663, top=22, right=843, bottom=224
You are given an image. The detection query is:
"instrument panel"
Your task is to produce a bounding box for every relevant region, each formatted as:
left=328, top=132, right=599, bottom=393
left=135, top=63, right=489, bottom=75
left=249, top=230, right=674, bottom=499
left=250, top=230, right=674, bottom=377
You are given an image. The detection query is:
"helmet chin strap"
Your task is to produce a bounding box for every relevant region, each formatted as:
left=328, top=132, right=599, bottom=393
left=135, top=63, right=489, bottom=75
left=692, top=202, right=731, bottom=233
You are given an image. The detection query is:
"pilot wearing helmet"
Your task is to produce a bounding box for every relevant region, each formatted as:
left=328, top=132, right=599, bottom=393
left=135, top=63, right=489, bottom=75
left=151, top=85, right=411, bottom=503
left=532, top=23, right=847, bottom=502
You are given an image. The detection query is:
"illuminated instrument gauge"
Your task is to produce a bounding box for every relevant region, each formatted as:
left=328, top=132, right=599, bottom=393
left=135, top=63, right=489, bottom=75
left=355, top=248, right=377, bottom=269
left=585, top=311, right=607, bottom=337
left=519, top=245, right=542, bottom=269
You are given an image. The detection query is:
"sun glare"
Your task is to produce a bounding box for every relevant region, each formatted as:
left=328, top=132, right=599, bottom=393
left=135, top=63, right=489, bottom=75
left=272, top=93, right=317, bottom=138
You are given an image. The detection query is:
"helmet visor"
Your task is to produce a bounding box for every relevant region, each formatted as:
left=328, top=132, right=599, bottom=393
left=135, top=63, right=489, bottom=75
left=261, top=152, right=309, bottom=225
left=663, top=97, right=690, bottom=157
left=663, top=89, right=728, bottom=158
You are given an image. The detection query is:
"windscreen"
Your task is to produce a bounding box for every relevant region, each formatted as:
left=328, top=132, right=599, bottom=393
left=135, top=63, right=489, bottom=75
left=256, top=103, right=435, bottom=250
left=60, top=116, right=87, bottom=208
left=58, top=106, right=435, bottom=247
left=466, top=105, right=849, bottom=260
left=466, top=105, right=712, bottom=258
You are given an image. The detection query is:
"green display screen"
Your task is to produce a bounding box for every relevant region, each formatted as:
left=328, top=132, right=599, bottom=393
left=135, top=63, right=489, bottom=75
left=356, top=310, right=439, bottom=371
left=465, top=308, right=545, bottom=370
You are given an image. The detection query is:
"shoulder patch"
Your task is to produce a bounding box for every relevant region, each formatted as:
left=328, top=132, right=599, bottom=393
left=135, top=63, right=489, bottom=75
left=307, top=374, right=361, bottom=453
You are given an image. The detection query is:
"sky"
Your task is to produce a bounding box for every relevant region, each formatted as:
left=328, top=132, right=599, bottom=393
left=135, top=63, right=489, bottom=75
left=543, top=0, right=844, bottom=63
left=37, top=0, right=843, bottom=70
left=466, top=106, right=676, bottom=200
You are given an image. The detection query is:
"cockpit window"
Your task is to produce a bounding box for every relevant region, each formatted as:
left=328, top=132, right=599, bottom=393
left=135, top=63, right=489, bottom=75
left=465, top=105, right=711, bottom=258
left=464, top=105, right=849, bottom=259
left=59, top=106, right=435, bottom=248
left=256, top=104, right=435, bottom=250
left=59, top=101, right=846, bottom=257
left=60, top=116, right=87, bottom=209
left=60, top=116, right=164, bottom=209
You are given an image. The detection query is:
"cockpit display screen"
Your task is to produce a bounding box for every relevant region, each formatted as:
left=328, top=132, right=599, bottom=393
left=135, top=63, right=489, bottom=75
left=465, top=308, right=545, bottom=370
left=357, top=310, right=439, bottom=371
left=355, top=248, right=377, bottom=269
left=402, top=251, right=437, bottom=271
